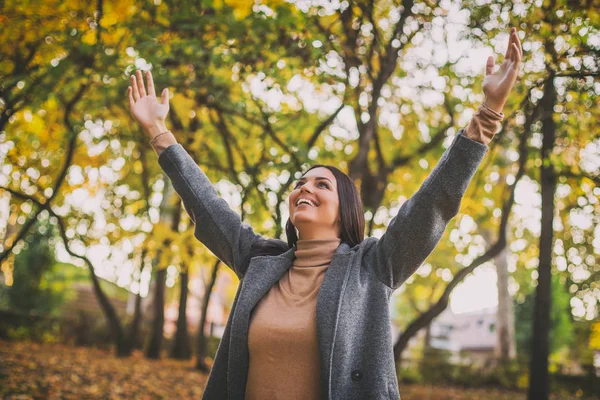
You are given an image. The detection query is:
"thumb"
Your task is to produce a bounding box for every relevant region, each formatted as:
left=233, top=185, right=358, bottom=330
left=485, top=56, right=495, bottom=76
left=161, top=88, right=169, bottom=105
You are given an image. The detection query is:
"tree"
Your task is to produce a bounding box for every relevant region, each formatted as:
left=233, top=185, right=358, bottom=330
left=515, top=274, right=574, bottom=360
left=170, top=266, right=192, bottom=360
left=0, top=0, right=138, bottom=357
left=528, top=67, right=557, bottom=400
left=392, top=0, right=600, bottom=374
left=494, top=242, right=517, bottom=360
left=145, top=180, right=180, bottom=359
left=0, top=220, right=64, bottom=315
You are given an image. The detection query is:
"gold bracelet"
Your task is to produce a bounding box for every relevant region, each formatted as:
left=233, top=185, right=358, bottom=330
left=150, top=131, right=171, bottom=145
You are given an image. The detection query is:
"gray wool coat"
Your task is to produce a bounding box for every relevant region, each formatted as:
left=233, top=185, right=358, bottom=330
left=157, top=128, right=489, bottom=399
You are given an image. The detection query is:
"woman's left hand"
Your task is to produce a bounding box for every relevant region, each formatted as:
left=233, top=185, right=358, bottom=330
left=482, top=27, right=523, bottom=114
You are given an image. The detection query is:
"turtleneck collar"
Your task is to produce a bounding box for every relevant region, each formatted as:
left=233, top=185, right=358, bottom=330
left=293, top=237, right=342, bottom=268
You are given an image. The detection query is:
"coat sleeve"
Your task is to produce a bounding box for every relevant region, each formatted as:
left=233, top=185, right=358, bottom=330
left=157, top=143, right=266, bottom=280
left=363, top=129, right=489, bottom=290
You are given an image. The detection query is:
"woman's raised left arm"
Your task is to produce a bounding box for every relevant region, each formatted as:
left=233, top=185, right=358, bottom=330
left=364, top=27, right=523, bottom=290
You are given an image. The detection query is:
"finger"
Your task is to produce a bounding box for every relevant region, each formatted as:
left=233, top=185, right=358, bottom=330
left=485, top=56, right=495, bottom=75
left=128, top=87, right=135, bottom=109
left=512, top=43, right=521, bottom=63
left=505, top=34, right=513, bottom=61
left=146, top=70, right=156, bottom=97
left=161, top=88, right=169, bottom=105
left=510, top=30, right=519, bottom=61
left=136, top=70, right=147, bottom=97
left=130, top=75, right=140, bottom=100
left=515, top=30, right=523, bottom=59
left=510, top=28, right=521, bottom=60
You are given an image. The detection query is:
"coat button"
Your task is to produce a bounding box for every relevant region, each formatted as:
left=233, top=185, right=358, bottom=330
left=351, top=369, right=363, bottom=381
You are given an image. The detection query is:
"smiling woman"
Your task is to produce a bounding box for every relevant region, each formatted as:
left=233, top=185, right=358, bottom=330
left=287, top=166, right=364, bottom=242
left=126, top=25, right=522, bottom=400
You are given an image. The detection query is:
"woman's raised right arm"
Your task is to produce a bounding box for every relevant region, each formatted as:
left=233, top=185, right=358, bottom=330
left=128, top=70, right=266, bottom=279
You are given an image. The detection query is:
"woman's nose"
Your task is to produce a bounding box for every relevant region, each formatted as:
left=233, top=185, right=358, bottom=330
left=300, top=185, right=313, bottom=194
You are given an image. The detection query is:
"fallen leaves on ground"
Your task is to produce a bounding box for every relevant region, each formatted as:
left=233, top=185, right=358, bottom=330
left=0, top=339, right=206, bottom=399
left=400, top=384, right=526, bottom=400
left=0, top=339, right=592, bottom=399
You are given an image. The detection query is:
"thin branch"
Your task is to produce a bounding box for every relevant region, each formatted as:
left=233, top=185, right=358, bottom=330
left=307, top=102, right=345, bottom=149
left=558, top=170, right=600, bottom=186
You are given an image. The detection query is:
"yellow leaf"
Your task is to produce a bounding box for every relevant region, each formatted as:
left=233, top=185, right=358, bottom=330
left=225, top=0, right=252, bottom=19
left=81, top=30, right=97, bottom=45
left=590, top=322, right=600, bottom=350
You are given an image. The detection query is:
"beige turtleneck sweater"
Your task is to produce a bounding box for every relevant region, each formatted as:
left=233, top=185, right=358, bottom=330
left=244, top=237, right=342, bottom=400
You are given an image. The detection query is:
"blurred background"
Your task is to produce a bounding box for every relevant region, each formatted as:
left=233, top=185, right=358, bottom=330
left=0, top=0, right=599, bottom=399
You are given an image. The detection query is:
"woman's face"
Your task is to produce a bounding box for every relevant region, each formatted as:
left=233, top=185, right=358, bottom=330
left=288, top=167, right=340, bottom=240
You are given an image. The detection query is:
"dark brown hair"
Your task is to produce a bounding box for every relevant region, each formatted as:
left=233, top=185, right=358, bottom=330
left=242, top=164, right=365, bottom=268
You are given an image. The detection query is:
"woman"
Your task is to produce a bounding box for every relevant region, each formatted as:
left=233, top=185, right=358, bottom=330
left=128, top=27, right=522, bottom=400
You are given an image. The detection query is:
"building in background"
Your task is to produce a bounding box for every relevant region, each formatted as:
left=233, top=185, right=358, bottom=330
left=428, top=307, right=497, bottom=366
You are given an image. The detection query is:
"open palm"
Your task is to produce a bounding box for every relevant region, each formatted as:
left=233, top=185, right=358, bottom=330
left=482, top=27, right=523, bottom=113
left=128, top=70, right=170, bottom=138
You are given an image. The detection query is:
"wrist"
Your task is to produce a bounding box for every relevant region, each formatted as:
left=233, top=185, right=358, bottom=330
left=483, top=98, right=504, bottom=115
left=150, top=131, right=177, bottom=156
left=144, top=121, right=168, bottom=139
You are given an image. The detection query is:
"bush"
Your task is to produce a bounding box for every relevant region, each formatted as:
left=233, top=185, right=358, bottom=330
left=396, top=352, right=599, bottom=398
left=484, top=359, right=525, bottom=389
left=60, top=310, right=114, bottom=349
left=0, top=308, right=62, bottom=343
left=397, top=366, right=422, bottom=384
left=0, top=221, right=66, bottom=316
left=418, top=347, right=456, bottom=383
left=552, top=371, right=600, bottom=398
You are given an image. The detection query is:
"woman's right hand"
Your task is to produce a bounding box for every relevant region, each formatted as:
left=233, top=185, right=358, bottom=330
left=128, top=70, right=170, bottom=139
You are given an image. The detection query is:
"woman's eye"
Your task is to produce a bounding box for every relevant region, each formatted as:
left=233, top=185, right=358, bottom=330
left=294, top=181, right=329, bottom=189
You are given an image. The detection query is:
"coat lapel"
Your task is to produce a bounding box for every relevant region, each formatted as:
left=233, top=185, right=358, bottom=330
left=315, top=243, right=353, bottom=399
left=227, top=246, right=295, bottom=399
left=226, top=242, right=353, bottom=399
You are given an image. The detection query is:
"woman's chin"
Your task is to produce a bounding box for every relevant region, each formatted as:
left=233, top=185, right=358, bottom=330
left=292, top=214, right=317, bottom=225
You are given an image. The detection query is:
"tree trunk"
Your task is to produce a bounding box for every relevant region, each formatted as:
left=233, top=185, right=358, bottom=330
left=170, top=270, right=191, bottom=359
left=481, top=224, right=517, bottom=362
left=126, top=249, right=146, bottom=352
left=128, top=290, right=143, bottom=349
left=528, top=72, right=556, bottom=400
left=495, top=242, right=516, bottom=360
left=424, top=323, right=432, bottom=349
left=145, top=176, right=180, bottom=359
left=196, top=259, right=221, bottom=372
left=85, top=254, right=129, bottom=356
left=146, top=266, right=166, bottom=359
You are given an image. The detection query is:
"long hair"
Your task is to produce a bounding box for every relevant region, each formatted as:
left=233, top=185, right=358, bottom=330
left=242, top=164, right=365, bottom=266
